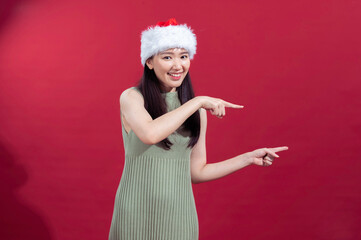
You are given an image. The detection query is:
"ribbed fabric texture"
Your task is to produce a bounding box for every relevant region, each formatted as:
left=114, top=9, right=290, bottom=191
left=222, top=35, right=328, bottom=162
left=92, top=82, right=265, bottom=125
left=109, top=88, right=199, bottom=240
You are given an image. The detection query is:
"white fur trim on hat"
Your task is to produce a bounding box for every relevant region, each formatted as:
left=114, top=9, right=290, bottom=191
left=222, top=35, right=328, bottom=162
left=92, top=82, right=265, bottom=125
left=140, top=24, right=197, bottom=66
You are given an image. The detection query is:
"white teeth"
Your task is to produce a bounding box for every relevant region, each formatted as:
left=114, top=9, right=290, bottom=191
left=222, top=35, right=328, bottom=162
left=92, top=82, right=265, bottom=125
left=169, top=73, right=181, bottom=77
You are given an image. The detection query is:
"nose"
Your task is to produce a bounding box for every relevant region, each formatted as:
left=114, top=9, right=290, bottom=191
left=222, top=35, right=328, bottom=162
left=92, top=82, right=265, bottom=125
left=172, top=59, right=182, bottom=70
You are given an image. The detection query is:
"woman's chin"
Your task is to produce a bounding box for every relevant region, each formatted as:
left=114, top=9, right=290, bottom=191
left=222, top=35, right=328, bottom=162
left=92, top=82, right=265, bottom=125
left=167, top=79, right=184, bottom=87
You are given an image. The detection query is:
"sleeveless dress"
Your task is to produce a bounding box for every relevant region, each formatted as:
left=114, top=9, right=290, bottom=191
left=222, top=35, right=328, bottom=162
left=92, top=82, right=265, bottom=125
left=109, top=87, right=199, bottom=240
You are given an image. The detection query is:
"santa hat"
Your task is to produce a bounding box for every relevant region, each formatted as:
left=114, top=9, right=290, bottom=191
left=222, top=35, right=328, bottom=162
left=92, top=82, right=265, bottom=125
left=140, top=18, right=197, bottom=66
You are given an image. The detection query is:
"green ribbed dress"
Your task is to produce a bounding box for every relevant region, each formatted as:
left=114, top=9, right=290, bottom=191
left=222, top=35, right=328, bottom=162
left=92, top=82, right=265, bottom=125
left=109, top=87, right=199, bottom=240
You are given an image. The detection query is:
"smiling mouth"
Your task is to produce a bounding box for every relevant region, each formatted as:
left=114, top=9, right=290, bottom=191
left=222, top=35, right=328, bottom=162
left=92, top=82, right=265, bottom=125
left=167, top=72, right=183, bottom=77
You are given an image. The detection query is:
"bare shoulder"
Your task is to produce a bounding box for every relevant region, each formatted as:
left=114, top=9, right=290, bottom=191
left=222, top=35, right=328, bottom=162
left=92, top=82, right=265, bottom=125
left=119, top=87, right=144, bottom=106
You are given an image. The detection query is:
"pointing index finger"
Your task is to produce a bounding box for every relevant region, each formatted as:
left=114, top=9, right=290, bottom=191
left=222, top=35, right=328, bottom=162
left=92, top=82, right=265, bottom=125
left=223, top=100, right=244, bottom=109
left=271, top=146, right=289, bottom=153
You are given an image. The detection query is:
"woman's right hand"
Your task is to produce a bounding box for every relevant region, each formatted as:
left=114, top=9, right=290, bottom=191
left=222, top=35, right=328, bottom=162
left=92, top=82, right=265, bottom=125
left=246, top=147, right=289, bottom=166
left=195, top=96, right=244, bottom=118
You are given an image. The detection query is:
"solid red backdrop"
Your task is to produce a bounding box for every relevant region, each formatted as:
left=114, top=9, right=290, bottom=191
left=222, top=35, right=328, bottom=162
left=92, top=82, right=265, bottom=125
left=0, top=0, right=360, bottom=239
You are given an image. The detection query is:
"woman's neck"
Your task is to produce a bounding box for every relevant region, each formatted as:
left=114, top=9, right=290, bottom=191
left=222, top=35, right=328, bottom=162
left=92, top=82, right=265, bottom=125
left=160, top=86, right=177, bottom=93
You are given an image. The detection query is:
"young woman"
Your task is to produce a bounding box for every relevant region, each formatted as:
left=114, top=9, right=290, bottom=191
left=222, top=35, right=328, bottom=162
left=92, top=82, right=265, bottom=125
left=109, top=18, right=288, bottom=240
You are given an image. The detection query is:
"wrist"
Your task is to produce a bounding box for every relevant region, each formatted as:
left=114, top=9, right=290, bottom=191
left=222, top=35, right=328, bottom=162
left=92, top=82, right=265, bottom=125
left=193, top=96, right=203, bottom=109
left=241, top=152, right=254, bottom=166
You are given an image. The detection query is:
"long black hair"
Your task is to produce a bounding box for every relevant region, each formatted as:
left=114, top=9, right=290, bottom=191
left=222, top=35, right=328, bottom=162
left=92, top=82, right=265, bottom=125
left=137, top=64, right=200, bottom=150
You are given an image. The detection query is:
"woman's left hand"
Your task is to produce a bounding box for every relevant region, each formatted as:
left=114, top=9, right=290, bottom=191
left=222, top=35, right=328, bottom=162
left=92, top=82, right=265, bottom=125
left=246, top=146, right=289, bottom=166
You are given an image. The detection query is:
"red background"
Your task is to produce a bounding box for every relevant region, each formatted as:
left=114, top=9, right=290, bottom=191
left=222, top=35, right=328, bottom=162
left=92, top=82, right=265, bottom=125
left=1, top=0, right=360, bottom=239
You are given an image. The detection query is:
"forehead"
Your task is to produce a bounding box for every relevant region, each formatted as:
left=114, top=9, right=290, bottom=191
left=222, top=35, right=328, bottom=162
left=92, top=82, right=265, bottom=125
left=158, top=48, right=188, bottom=54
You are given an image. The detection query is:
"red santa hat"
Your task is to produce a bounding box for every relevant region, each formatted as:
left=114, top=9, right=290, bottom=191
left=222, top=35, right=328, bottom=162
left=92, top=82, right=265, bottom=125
left=140, top=18, right=197, bottom=66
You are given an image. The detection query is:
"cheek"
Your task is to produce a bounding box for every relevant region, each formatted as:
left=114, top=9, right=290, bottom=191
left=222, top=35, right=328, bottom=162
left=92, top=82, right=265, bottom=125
left=155, top=63, right=171, bottom=74
left=154, top=68, right=168, bottom=81
left=184, top=61, right=190, bottom=71
left=184, top=66, right=190, bottom=74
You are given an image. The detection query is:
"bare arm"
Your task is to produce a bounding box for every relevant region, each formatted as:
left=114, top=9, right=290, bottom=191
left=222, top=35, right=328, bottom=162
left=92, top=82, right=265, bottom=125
left=120, top=88, right=243, bottom=145
left=190, top=109, right=252, bottom=183
left=190, top=109, right=289, bottom=184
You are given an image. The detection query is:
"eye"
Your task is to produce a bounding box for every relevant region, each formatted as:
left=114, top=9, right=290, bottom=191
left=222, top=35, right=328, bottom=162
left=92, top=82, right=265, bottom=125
left=162, top=56, right=171, bottom=60
left=181, top=55, right=189, bottom=59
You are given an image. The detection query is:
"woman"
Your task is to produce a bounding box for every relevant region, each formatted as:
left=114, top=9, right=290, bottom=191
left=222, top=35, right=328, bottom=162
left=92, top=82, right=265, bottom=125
left=109, top=18, right=288, bottom=240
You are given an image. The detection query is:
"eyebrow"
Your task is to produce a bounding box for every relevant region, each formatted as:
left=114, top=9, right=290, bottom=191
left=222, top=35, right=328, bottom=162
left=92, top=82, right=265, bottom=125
left=159, top=51, right=189, bottom=55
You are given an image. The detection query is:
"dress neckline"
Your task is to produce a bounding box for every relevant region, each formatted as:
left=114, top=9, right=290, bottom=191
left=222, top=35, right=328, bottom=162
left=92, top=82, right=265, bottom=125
left=161, top=91, right=178, bottom=97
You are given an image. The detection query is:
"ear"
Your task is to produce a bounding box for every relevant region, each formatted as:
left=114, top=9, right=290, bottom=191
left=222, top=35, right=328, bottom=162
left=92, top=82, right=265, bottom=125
left=145, top=58, right=154, bottom=70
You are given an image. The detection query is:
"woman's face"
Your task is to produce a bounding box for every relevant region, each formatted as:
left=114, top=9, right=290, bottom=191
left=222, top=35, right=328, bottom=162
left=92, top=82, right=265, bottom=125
left=146, top=48, right=190, bottom=92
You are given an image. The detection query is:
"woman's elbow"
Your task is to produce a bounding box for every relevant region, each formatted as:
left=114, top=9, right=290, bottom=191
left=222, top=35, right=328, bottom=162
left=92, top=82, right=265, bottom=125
left=191, top=179, right=201, bottom=184
left=191, top=175, right=203, bottom=184
left=139, top=131, right=158, bottom=145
